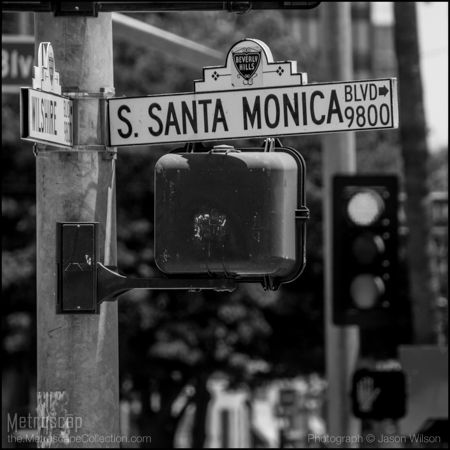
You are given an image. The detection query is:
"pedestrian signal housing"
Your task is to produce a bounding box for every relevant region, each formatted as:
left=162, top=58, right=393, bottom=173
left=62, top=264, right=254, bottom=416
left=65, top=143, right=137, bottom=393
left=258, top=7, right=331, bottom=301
left=154, top=143, right=309, bottom=290
left=351, top=368, right=407, bottom=420
left=332, top=175, right=398, bottom=326
left=56, top=141, right=309, bottom=314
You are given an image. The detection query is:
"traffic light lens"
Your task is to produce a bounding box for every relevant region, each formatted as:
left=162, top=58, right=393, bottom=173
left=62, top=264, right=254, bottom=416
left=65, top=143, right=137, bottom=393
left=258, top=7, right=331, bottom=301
left=350, top=274, right=385, bottom=309
left=347, top=190, right=384, bottom=226
left=352, top=233, right=385, bottom=265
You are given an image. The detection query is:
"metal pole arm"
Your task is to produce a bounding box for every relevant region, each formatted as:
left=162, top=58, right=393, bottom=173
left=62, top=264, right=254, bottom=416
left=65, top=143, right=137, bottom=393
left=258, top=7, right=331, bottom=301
left=97, top=263, right=237, bottom=303
left=57, top=222, right=236, bottom=313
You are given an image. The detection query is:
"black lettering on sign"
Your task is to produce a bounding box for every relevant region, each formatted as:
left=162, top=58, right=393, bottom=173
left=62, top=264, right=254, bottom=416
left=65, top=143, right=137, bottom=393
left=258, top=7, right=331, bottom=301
left=40, top=98, right=44, bottom=132
left=52, top=101, right=57, bottom=135
left=356, top=106, right=366, bottom=127
left=283, top=93, right=299, bottom=127
left=345, top=106, right=354, bottom=127
left=367, top=104, right=378, bottom=126
left=301, top=92, right=308, bottom=126
left=148, top=103, right=163, bottom=136
left=242, top=96, right=261, bottom=130
left=326, top=90, right=343, bottom=124
left=64, top=100, right=73, bottom=143
left=345, top=83, right=379, bottom=103
left=265, top=94, right=280, bottom=129
left=181, top=101, right=197, bottom=134
left=165, top=102, right=181, bottom=136
left=345, top=85, right=353, bottom=102
left=344, top=103, right=391, bottom=128
left=212, top=99, right=228, bottom=132
left=198, top=99, right=212, bottom=133
left=380, top=104, right=390, bottom=125
left=31, top=95, right=58, bottom=135
left=117, top=105, right=132, bottom=139
left=31, top=96, right=39, bottom=132
left=310, top=91, right=325, bottom=125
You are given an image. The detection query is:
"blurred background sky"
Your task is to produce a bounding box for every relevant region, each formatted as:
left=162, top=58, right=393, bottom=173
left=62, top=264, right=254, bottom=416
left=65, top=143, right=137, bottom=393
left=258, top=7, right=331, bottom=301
left=372, top=2, right=448, bottom=152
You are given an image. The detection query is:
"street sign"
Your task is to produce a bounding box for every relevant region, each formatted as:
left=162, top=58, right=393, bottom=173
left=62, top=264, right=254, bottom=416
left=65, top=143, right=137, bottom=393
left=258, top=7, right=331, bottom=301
left=20, top=42, right=73, bottom=147
left=107, top=38, right=398, bottom=147
left=2, top=34, right=34, bottom=93
left=20, top=88, right=73, bottom=147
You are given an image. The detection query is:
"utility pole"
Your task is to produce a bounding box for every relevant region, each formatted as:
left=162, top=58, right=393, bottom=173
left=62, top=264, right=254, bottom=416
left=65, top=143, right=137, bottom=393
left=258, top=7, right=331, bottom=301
left=18, top=12, right=31, bottom=35
left=320, top=3, right=360, bottom=444
left=34, top=13, right=119, bottom=447
left=393, top=2, right=438, bottom=345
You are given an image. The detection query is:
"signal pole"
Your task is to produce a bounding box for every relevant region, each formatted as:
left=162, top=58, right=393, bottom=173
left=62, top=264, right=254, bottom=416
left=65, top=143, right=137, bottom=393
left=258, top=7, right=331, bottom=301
left=35, top=13, right=119, bottom=447
left=320, top=3, right=360, bottom=444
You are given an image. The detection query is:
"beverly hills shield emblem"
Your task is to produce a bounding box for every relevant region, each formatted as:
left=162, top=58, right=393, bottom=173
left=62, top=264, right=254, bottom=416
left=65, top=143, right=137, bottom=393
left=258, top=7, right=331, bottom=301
left=232, top=47, right=261, bottom=82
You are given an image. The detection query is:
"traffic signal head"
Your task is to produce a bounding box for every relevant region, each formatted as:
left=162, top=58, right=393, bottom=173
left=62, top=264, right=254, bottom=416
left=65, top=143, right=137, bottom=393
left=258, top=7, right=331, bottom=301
left=351, top=368, right=407, bottom=420
left=154, top=144, right=309, bottom=290
left=333, top=175, right=399, bottom=326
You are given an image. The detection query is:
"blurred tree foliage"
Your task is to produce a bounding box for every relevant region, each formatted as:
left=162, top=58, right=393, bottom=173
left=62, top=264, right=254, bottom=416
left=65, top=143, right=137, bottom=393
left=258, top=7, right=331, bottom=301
left=2, top=9, right=448, bottom=448
left=2, top=59, right=36, bottom=434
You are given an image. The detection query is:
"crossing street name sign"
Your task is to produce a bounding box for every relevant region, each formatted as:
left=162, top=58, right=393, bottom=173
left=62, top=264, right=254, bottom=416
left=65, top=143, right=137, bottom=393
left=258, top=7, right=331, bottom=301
left=21, top=88, right=73, bottom=147
left=107, top=38, right=398, bottom=147
left=20, top=42, right=73, bottom=147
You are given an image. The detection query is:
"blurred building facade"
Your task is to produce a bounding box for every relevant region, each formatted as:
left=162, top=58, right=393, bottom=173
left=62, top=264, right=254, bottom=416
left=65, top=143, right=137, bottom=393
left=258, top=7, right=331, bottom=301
left=291, top=2, right=397, bottom=80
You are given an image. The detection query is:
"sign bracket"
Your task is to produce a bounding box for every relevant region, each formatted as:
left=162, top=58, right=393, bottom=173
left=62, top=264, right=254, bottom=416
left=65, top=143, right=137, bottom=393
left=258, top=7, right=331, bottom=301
left=97, top=263, right=237, bottom=304
left=25, top=86, right=115, bottom=152
left=57, top=222, right=236, bottom=314
left=63, top=87, right=115, bottom=148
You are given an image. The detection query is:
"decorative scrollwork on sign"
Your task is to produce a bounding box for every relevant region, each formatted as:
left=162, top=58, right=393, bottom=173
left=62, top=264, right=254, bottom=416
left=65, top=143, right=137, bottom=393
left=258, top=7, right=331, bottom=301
left=194, top=38, right=307, bottom=93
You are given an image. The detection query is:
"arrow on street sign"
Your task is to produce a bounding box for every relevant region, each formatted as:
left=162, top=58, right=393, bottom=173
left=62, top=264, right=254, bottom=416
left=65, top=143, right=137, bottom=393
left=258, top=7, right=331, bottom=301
left=378, top=85, right=389, bottom=96
left=107, top=38, right=399, bottom=147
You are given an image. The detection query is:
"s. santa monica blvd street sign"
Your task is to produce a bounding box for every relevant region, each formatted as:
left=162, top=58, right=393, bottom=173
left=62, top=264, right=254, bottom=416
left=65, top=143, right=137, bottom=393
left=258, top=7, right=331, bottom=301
left=107, top=39, right=398, bottom=147
left=20, top=42, right=73, bottom=147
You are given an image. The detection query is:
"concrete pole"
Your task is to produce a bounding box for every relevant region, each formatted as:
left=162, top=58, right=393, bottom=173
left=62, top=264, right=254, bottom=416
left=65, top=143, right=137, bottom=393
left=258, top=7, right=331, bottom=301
left=18, top=12, right=32, bottom=35
left=319, top=3, right=360, bottom=445
left=35, top=13, right=119, bottom=448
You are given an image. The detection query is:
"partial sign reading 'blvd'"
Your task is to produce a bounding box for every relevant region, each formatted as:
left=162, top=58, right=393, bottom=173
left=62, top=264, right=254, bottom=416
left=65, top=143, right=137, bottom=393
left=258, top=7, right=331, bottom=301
left=108, top=78, right=398, bottom=146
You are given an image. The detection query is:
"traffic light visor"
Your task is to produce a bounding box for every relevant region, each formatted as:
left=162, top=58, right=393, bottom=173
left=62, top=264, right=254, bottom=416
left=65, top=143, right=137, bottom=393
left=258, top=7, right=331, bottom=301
left=352, top=233, right=385, bottom=265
